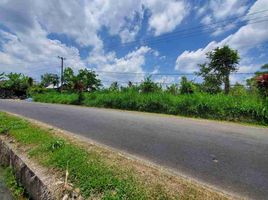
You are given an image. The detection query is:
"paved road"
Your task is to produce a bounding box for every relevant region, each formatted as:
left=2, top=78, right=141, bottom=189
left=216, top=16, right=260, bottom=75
left=1, top=100, right=268, bottom=199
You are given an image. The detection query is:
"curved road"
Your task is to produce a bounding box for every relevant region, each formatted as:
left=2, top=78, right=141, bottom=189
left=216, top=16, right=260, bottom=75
left=0, top=100, right=268, bottom=199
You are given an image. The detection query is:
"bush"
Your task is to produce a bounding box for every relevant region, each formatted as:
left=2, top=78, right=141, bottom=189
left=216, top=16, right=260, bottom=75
left=32, top=90, right=268, bottom=125
left=27, top=85, right=47, bottom=96
left=139, top=76, right=161, bottom=93
left=179, top=77, right=195, bottom=94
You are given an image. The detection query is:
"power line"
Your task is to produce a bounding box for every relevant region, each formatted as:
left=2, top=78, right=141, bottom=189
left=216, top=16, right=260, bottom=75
left=107, top=17, right=268, bottom=49
left=106, top=9, right=268, bottom=49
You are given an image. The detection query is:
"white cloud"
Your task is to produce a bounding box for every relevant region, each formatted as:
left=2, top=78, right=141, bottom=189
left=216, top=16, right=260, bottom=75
left=199, top=0, right=250, bottom=36
left=145, top=0, right=189, bottom=36
left=87, top=46, right=157, bottom=84
left=175, top=0, right=268, bottom=75
left=209, top=0, right=249, bottom=20
left=175, top=41, right=218, bottom=73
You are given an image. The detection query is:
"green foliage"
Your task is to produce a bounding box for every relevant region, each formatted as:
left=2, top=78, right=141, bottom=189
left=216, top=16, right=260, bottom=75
left=255, top=64, right=268, bottom=75
left=198, top=46, right=240, bottom=94
left=0, top=72, right=5, bottom=80
left=27, top=85, right=47, bottom=96
left=41, top=73, right=59, bottom=87
left=256, top=74, right=268, bottom=98
left=109, top=81, right=120, bottom=91
left=198, top=64, right=222, bottom=94
left=166, top=84, right=179, bottom=95
left=63, top=68, right=101, bottom=92
left=230, top=83, right=248, bottom=97
left=32, top=90, right=268, bottom=125
left=48, top=139, right=65, bottom=152
left=139, top=76, right=161, bottom=93
left=0, top=73, right=33, bottom=98
left=179, top=76, right=195, bottom=94
left=33, top=90, right=78, bottom=104
left=3, top=167, right=26, bottom=199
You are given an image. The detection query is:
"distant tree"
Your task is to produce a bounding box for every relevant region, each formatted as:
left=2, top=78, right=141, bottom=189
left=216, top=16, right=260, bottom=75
left=2, top=73, right=32, bottom=97
left=76, top=69, right=101, bottom=91
left=230, top=82, right=247, bottom=97
left=139, top=76, right=161, bottom=93
left=179, top=76, right=196, bottom=94
left=109, top=81, right=119, bottom=91
left=198, top=46, right=240, bottom=94
left=198, top=64, right=222, bottom=94
left=63, top=67, right=101, bottom=92
left=63, top=67, right=75, bottom=90
left=128, top=81, right=133, bottom=88
left=256, top=74, right=268, bottom=98
left=246, top=63, right=268, bottom=96
left=41, top=73, right=59, bottom=87
left=166, top=84, right=179, bottom=95
left=255, top=64, right=268, bottom=75
left=0, top=72, right=5, bottom=81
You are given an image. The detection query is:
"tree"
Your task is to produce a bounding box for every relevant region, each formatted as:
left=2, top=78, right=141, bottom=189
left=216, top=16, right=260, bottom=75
left=166, top=84, right=179, bottom=95
left=139, top=76, right=161, bottom=93
left=41, top=73, right=59, bottom=87
left=256, top=74, right=268, bottom=98
left=255, top=64, right=268, bottom=75
left=109, top=81, right=119, bottom=91
left=63, top=68, right=101, bottom=92
left=76, top=69, right=101, bottom=91
left=0, top=72, right=5, bottom=81
left=198, top=46, right=240, bottom=94
left=179, top=76, right=195, bottom=94
left=198, top=64, right=222, bottom=94
left=2, top=73, right=32, bottom=98
left=230, top=82, right=247, bottom=97
left=246, top=63, right=268, bottom=96
left=63, top=67, right=75, bottom=90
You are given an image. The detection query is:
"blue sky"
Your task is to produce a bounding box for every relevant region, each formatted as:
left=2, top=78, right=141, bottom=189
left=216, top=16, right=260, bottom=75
left=0, top=0, right=268, bottom=85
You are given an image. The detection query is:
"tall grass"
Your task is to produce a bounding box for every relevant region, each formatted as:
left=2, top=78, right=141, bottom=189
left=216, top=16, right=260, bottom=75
left=32, top=90, right=268, bottom=125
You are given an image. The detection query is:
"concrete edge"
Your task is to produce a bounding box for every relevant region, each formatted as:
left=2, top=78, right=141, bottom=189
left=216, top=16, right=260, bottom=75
left=0, top=138, right=56, bottom=200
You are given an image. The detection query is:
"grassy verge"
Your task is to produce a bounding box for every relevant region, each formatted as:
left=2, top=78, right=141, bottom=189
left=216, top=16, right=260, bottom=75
left=33, top=90, right=268, bottom=125
left=0, top=112, right=229, bottom=200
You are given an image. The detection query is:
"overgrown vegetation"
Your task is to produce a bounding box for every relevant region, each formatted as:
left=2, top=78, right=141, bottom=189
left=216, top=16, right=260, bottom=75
left=1, top=46, right=268, bottom=125
left=0, top=112, right=228, bottom=200
left=3, top=167, right=27, bottom=200
left=33, top=89, right=268, bottom=125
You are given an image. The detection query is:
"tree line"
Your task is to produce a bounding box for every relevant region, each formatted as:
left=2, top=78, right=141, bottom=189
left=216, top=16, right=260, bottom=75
left=0, top=46, right=267, bottom=99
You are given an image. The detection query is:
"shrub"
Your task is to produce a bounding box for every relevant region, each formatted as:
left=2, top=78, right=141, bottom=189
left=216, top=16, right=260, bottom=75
left=139, top=76, right=161, bottom=93
left=179, top=77, right=195, bottom=94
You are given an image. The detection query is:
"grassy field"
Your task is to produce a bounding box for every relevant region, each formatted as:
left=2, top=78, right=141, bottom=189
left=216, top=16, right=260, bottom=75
left=0, top=112, right=229, bottom=200
left=33, top=90, right=268, bottom=125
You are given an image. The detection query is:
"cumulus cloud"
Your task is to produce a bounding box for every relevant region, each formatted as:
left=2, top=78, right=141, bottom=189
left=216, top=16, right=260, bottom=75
left=175, top=0, right=268, bottom=75
left=198, top=0, right=250, bottom=36
left=87, top=46, right=159, bottom=84
left=145, top=0, right=189, bottom=36
left=0, top=0, right=173, bottom=80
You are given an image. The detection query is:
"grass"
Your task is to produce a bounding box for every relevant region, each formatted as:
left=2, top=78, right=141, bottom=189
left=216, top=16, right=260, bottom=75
left=0, top=112, right=229, bottom=200
left=2, top=167, right=27, bottom=200
left=33, top=90, right=268, bottom=125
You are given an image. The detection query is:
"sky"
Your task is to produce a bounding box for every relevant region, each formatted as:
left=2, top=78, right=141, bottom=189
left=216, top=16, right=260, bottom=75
left=0, top=0, right=268, bottom=86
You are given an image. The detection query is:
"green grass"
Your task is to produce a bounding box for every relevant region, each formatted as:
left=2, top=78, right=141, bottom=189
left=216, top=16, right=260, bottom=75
left=2, top=167, right=27, bottom=200
left=0, top=112, right=229, bottom=200
left=33, top=90, right=268, bottom=125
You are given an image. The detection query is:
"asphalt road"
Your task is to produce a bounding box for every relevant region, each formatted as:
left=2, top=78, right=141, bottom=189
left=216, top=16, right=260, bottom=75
left=0, top=100, right=268, bottom=199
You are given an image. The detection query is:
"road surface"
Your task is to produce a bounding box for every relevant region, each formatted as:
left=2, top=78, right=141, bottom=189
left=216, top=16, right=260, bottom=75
left=0, top=99, right=268, bottom=199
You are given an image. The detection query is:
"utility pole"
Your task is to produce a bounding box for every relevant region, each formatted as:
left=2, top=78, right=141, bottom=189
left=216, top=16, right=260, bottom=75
left=58, top=56, right=66, bottom=90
